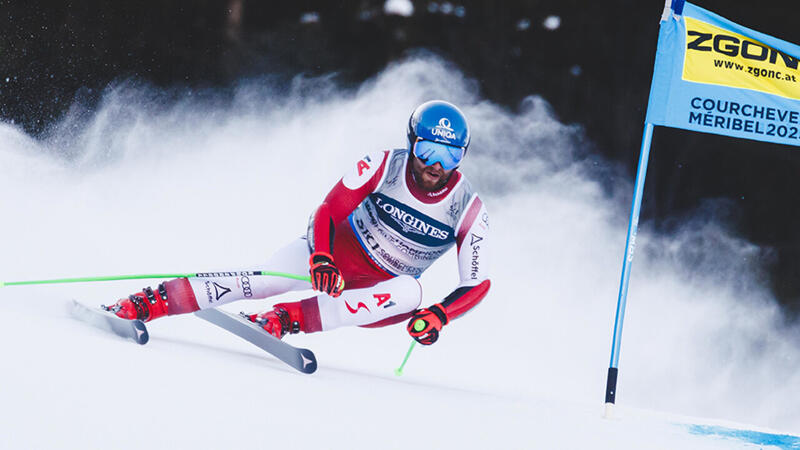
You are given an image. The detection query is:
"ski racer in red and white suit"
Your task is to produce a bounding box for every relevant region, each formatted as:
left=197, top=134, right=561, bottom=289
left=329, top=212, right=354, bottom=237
left=107, top=101, right=490, bottom=345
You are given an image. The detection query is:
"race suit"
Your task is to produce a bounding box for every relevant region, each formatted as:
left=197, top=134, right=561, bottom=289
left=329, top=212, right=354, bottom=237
left=178, top=148, right=491, bottom=332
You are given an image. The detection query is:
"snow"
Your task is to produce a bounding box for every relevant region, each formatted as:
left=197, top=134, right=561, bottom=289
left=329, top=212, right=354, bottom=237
left=543, top=15, right=562, bottom=31
left=300, top=12, right=320, bottom=24
left=384, top=0, right=414, bottom=17
left=1, top=57, right=799, bottom=449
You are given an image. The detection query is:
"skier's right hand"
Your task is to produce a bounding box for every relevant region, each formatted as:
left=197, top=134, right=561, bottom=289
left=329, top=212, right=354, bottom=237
left=309, top=251, right=345, bottom=297
left=407, top=304, right=449, bottom=345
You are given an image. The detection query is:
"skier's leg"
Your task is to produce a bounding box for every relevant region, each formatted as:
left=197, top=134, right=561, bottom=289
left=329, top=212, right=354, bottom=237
left=316, top=275, right=423, bottom=330
left=107, top=238, right=312, bottom=322
left=249, top=274, right=423, bottom=337
left=186, top=237, right=312, bottom=310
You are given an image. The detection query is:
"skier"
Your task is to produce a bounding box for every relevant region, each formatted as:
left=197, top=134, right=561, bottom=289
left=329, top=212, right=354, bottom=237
left=106, top=100, right=491, bottom=346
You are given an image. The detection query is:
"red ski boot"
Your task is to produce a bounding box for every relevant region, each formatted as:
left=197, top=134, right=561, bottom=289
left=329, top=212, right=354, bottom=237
left=104, top=278, right=199, bottom=322
left=244, top=302, right=305, bottom=339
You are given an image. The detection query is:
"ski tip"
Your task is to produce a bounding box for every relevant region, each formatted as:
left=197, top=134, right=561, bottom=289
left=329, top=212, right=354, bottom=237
left=298, top=349, right=317, bottom=374
left=132, top=321, right=149, bottom=345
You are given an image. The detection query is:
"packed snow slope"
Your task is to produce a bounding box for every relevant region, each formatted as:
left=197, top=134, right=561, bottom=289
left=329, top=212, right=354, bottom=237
left=1, top=58, right=799, bottom=449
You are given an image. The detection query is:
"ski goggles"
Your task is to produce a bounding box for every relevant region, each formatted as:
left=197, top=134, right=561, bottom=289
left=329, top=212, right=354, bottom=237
left=412, top=138, right=465, bottom=170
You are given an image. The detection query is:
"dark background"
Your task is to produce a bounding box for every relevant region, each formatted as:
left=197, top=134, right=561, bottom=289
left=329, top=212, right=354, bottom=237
left=3, top=0, right=800, bottom=313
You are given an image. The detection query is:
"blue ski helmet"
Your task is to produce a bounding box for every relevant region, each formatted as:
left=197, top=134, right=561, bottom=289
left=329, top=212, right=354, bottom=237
left=407, top=101, right=471, bottom=164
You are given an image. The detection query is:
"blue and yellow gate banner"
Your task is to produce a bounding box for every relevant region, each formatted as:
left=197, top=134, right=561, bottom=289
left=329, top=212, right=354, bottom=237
left=646, top=2, right=800, bottom=146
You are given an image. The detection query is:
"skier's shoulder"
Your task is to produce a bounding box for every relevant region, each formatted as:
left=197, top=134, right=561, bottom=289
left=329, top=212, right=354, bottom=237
left=453, top=169, right=472, bottom=193
left=448, top=171, right=489, bottom=232
left=451, top=170, right=482, bottom=204
left=342, top=149, right=394, bottom=190
left=355, top=148, right=393, bottom=170
left=386, top=147, right=410, bottom=164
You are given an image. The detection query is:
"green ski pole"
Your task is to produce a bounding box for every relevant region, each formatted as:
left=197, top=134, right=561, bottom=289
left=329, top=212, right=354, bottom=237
left=0, top=270, right=310, bottom=288
left=395, top=320, right=425, bottom=376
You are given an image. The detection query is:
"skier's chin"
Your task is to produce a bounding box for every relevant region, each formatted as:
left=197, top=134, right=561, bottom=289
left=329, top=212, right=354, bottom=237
left=420, top=170, right=445, bottom=190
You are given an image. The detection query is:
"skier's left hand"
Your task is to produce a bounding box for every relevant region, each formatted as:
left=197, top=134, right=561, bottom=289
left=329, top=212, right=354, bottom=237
left=407, top=304, right=449, bottom=345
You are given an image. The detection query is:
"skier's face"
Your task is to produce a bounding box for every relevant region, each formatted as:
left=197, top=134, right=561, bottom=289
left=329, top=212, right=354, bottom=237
left=411, top=155, right=453, bottom=191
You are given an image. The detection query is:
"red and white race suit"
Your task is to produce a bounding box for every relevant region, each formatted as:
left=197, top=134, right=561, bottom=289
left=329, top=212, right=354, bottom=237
left=182, top=148, right=490, bottom=332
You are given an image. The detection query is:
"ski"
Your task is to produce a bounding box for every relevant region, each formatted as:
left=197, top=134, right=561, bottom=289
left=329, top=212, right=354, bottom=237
left=193, top=308, right=317, bottom=374
left=70, top=300, right=149, bottom=345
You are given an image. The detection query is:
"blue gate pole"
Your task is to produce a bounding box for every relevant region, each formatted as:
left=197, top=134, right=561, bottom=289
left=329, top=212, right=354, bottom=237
left=604, top=122, right=655, bottom=415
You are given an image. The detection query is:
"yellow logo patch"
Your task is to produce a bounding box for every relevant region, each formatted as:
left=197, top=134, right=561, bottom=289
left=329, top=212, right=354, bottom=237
left=683, top=17, right=800, bottom=100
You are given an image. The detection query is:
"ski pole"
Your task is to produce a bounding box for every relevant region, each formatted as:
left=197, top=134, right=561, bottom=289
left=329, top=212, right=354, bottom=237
left=394, top=320, right=425, bottom=376
left=0, top=270, right=310, bottom=288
